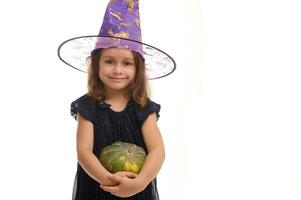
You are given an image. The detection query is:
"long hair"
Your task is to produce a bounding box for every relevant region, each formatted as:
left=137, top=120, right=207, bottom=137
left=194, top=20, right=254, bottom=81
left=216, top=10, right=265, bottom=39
left=87, top=48, right=151, bottom=109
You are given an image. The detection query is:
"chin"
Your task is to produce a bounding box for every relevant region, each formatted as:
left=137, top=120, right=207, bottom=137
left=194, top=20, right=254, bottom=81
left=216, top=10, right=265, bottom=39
left=106, top=85, right=129, bottom=91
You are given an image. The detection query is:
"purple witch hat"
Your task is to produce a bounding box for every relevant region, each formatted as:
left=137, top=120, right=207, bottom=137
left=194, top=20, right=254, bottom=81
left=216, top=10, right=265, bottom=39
left=58, top=0, right=176, bottom=79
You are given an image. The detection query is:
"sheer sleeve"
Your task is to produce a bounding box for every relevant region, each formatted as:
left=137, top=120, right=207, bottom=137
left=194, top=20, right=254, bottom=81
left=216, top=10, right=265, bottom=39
left=70, top=94, right=96, bottom=124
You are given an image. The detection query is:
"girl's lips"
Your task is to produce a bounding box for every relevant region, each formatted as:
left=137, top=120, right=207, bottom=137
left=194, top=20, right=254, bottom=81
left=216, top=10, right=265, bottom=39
left=109, top=77, right=125, bottom=79
left=108, top=76, right=127, bottom=81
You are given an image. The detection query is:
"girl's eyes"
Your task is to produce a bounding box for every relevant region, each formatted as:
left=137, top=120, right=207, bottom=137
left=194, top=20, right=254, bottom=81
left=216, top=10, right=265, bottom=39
left=105, top=60, right=113, bottom=64
left=124, top=62, right=134, bottom=66
left=104, top=60, right=134, bottom=66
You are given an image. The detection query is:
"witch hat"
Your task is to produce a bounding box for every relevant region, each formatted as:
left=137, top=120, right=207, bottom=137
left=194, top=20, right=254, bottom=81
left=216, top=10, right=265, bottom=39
left=58, top=0, right=176, bottom=79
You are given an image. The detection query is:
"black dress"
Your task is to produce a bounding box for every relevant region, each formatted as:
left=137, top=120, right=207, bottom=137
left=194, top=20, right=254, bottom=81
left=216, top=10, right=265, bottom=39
left=70, top=94, right=161, bottom=200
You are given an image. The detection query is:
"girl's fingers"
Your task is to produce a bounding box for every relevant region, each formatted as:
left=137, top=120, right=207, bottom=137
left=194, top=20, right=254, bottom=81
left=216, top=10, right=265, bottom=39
left=107, top=174, right=124, bottom=183
left=125, top=172, right=137, bottom=178
left=100, top=184, right=119, bottom=193
left=99, top=185, right=110, bottom=192
left=100, top=185, right=114, bottom=192
left=114, top=171, right=125, bottom=177
left=114, top=171, right=137, bottom=178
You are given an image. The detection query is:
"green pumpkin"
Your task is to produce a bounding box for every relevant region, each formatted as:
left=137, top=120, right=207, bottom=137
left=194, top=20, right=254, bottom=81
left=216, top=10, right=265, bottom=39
left=99, top=141, right=146, bottom=173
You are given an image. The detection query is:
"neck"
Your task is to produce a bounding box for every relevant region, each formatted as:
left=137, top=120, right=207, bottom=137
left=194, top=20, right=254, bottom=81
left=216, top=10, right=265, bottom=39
left=104, top=87, right=130, bottom=102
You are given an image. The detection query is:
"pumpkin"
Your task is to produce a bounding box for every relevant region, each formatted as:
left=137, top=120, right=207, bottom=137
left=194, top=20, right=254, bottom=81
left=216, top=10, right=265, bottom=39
left=99, top=141, right=146, bottom=173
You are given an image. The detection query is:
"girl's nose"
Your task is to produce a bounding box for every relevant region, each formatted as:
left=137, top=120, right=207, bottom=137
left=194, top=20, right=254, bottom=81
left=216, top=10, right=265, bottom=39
left=112, top=63, right=123, bottom=74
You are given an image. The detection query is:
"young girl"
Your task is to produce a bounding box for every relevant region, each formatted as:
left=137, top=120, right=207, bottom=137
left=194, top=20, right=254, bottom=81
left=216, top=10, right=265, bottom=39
left=58, top=0, right=176, bottom=199
left=71, top=47, right=164, bottom=199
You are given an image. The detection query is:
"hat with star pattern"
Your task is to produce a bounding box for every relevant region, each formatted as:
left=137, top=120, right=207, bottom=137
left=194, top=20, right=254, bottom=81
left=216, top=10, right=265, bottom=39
left=58, top=0, right=176, bottom=79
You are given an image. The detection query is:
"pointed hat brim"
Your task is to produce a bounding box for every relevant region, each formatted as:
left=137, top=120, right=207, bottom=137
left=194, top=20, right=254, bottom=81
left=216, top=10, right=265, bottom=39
left=57, top=35, right=176, bottom=79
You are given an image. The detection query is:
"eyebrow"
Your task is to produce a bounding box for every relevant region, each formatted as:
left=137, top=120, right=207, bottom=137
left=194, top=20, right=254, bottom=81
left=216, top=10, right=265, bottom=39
left=101, top=56, right=134, bottom=61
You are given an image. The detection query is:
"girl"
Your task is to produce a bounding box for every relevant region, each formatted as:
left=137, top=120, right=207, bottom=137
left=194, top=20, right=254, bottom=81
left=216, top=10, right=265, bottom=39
left=58, top=0, right=176, bottom=199
left=71, top=47, right=164, bottom=199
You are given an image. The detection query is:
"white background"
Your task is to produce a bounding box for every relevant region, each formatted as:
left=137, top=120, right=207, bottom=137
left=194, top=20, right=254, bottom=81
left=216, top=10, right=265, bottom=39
left=0, top=0, right=301, bottom=199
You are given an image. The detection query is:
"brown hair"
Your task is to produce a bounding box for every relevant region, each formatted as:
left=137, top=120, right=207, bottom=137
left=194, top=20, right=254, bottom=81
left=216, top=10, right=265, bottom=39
left=87, top=48, right=151, bottom=109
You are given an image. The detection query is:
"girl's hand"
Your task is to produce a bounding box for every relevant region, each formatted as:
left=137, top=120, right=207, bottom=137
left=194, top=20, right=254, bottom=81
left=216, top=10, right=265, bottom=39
left=102, top=171, right=137, bottom=186
left=113, top=171, right=138, bottom=179
left=99, top=173, right=146, bottom=197
left=100, top=171, right=137, bottom=187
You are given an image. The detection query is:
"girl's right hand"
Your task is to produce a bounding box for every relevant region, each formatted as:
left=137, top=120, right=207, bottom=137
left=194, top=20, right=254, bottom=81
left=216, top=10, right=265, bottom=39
left=99, top=172, right=144, bottom=197
left=101, top=171, right=138, bottom=187
left=114, top=171, right=138, bottom=179
left=103, top=175, right=119, bottom=186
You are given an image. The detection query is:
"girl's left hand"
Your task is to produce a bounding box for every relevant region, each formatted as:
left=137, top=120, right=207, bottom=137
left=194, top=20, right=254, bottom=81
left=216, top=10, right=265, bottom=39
left=111, top=171, right=137, bottom=179
left=100, top=173, right=146, bottom=197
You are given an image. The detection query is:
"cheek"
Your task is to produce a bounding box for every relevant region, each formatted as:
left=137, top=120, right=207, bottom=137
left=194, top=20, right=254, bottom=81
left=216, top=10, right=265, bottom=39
left=130, top=67, right=136, bottom=77
left=133, top=70, right=137, bottom=78
left=98, top=65, right=109, bottom=77
left=98, top=68, right=106, bottom=81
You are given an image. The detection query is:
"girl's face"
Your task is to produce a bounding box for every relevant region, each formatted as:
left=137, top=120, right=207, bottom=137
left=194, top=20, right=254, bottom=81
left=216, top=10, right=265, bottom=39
left=98, top=48, right=136, bottom=93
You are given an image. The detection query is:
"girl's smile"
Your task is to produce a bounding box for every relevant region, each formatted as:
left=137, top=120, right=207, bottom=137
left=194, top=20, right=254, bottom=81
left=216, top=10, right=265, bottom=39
left=108, top=76, right=128, bottom=80
left=108, top=76, right=128, bottom=83
left=98, top=48, right=136, bottom=92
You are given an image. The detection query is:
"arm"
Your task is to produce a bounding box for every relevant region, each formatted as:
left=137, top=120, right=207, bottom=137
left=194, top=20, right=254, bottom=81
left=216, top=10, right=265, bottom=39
left=76, top=113, right=116, bottom=186
left=136, top=112, right=165, bottom=186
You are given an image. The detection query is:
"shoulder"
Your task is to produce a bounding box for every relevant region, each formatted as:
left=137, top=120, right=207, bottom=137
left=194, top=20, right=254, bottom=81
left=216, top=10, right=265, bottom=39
left=70, top=93, right=98, bottom=123
left=71, top=94, right=99, bottom=109
left=72, top=93, right=96, bottom=104
left=133, top=98, right=160, bottom=111
left=131, top=98, right=161, bottom=126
